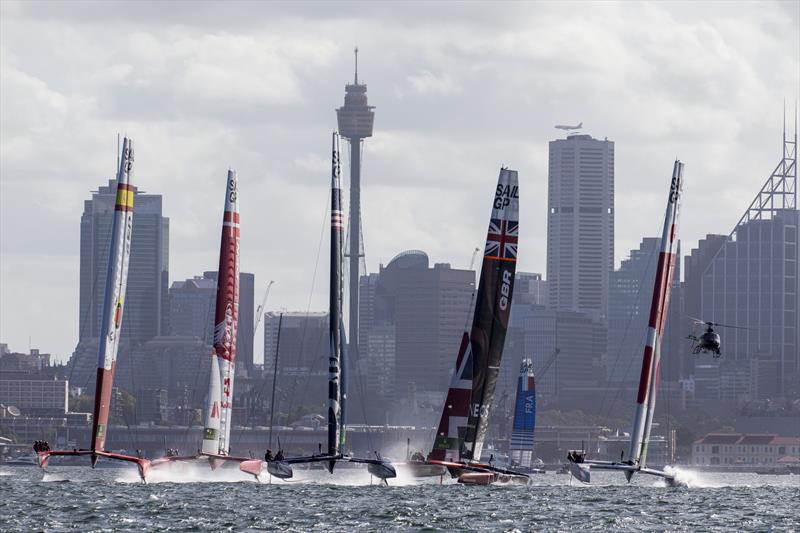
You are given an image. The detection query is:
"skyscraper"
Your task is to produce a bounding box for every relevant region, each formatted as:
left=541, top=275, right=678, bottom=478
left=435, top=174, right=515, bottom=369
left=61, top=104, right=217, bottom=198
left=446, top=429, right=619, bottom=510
left=360, top=250, right=474, bottom=396
left=79, top=179, right=169, bottom=343
left=337, top=48, right=375, bottom=366
left=169, top=276, right=216, bottom=344
left=691, top=121, right=798, bottom=397
left=608, top=237, right=681, bottom=383
left=546, top=133, right=614, bottom=319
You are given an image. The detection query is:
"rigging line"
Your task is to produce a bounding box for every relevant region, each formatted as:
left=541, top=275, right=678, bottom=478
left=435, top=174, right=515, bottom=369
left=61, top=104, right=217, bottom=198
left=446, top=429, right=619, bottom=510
left=597, top=217, right=665, bottom=421
left=354, top=359, right=375, bottom=454
left=281, top=327, right=326, bottom=452
left=267, top=313, right=283, bottom=451
left=71, top=214, right=116, bottom=393
left=272, top=186, right=331, bottom=451
left=179, top=300, right=215, bottom=451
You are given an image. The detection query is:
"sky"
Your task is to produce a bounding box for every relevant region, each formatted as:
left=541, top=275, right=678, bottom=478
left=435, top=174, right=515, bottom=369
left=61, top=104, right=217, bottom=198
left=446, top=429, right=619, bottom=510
left=1, top=0, right=798, bottom=363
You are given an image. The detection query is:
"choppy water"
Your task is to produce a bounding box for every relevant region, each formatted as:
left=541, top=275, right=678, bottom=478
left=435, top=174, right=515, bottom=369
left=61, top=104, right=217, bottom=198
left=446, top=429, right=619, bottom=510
left=1, top=465, right=798, bottom=532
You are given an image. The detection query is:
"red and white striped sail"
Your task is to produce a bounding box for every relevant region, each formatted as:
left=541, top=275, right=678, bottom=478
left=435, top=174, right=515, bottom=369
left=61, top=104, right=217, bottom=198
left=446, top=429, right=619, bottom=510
left=628, top=160, right=684, bottom=470
left=202, top=170, right=240, bottom=456
left=90, top=137, right=135, bottom=457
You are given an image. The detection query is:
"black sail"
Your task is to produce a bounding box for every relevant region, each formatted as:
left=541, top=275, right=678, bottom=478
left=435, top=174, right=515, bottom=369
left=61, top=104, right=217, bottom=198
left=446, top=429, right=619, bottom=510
left=327, top=132, right=344, bottom=472
left=462, top=168, right=519, bottom=462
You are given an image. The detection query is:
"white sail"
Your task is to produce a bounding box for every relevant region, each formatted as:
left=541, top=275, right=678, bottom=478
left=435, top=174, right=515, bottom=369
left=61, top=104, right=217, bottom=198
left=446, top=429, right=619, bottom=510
left=202, top=353, right=222, bottom=455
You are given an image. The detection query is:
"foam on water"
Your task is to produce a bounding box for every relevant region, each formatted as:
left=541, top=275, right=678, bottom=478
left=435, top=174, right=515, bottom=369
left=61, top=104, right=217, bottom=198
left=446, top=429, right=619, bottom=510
left=662, top=466, right=712, bottom=488
left=138, top=461, right=259, bottom=484
left=4, top=468, right=798, bottom=532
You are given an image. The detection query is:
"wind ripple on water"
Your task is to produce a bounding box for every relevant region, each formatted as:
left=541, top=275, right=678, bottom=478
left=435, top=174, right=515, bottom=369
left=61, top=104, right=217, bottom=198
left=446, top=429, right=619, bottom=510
left=1, top=467, right=798, bottom=532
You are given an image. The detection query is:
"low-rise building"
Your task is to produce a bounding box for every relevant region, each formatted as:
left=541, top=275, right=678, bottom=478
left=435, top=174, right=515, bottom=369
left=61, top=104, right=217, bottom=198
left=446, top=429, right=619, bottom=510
left=692, top=433, right=800, bottom=466
left=0, top=379, right=68, bottom=415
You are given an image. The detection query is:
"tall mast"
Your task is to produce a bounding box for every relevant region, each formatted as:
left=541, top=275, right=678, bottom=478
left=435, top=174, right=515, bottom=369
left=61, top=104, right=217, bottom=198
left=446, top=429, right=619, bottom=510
left=90, top=137, right=135, bottom=462
left=328, top=132, right=344, bottom=471
left=628, top=160, right=684, bottom=471
left=213, top=170, right=240, bottom=455
left=462, top=168, right=520, bottom=462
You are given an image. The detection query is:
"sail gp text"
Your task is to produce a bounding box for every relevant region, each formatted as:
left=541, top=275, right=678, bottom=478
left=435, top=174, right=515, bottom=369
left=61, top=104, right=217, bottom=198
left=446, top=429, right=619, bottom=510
left=493, top=184, right=519, bottom=209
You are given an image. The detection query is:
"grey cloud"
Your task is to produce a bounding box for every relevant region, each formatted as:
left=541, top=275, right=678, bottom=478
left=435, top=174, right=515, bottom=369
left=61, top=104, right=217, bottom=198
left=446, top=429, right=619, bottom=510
left=1, top=0, right=798, bottom=361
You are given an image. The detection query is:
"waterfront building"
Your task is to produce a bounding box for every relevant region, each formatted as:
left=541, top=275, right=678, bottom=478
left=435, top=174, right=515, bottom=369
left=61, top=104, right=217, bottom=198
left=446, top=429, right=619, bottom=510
left=692, top=433, right=800, bottom=467
left=0, top=379, right=68, bottom=416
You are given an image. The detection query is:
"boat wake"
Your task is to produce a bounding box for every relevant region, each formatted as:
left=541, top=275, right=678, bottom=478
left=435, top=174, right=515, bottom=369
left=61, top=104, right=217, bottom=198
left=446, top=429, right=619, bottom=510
left=118, top=462, right=257, bottom=484
left=660, top=466, right=707, bottom=488
left=41, top=473, right=70, bottom=483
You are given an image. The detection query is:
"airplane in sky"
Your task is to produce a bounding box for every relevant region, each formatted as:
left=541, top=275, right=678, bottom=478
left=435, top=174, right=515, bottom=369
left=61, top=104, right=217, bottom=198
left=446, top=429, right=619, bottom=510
left=555, top=122, right=582, bottom=130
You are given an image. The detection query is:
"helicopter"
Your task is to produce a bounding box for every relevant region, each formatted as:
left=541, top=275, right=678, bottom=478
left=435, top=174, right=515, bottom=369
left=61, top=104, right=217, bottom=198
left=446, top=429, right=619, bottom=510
left=686, top=317, right=748, bottom=358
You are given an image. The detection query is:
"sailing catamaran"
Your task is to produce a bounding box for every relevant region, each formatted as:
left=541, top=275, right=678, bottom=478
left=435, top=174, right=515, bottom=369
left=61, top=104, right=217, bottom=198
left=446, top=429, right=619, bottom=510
left=407, top=168, right=527, bottom=485
left=36, top=138, right=151, bottom=482
left=567, top=160, right=685, bottom=487
left=150, top=169, right=255, bottom=476
left=239, top=133, right=395, bottom=483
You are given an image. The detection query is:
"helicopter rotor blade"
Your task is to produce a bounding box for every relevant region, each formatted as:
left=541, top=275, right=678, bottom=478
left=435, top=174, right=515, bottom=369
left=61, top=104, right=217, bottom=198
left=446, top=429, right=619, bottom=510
left=711, top=322, right=750, bottom=330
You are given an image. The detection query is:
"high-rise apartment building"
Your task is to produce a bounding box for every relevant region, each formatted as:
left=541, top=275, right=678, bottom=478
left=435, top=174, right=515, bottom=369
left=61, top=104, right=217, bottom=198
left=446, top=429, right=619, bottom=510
left=79, top=179, right=169, bottom=343
left=547, top=134, right=614, bottom=319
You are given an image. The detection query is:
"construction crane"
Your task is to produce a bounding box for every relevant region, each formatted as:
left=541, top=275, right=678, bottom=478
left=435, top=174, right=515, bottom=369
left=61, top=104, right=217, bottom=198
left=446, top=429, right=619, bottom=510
left=253, top=280, right=275, bottom=337
left=469, top=247, right=481, bottom=270
left=535, top=347, right=560, bottom=377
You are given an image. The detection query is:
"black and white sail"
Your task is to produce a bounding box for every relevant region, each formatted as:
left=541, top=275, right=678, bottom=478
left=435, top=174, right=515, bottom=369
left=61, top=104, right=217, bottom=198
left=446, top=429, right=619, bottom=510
left=461, top=168, right=520, bottom=462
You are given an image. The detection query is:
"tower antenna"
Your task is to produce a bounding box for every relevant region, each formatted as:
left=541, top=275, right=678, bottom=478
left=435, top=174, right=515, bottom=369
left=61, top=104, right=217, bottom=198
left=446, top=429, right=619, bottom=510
left=354, top=47, right=359, bottom=84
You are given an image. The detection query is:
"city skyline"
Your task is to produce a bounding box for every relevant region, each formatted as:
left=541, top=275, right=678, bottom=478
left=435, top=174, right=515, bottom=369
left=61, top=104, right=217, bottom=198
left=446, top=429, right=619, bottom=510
left=1, top=1, right=799, bottom=361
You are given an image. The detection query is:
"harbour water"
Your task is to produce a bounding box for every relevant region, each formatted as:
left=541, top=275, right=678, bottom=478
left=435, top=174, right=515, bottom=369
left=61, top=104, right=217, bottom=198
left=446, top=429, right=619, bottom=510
left=1, top=465, right=798, bottom=532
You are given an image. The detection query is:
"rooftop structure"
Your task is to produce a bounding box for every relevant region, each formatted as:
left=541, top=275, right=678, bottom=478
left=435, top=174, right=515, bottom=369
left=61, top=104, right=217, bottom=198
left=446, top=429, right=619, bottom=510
left=698, top=116, right=798, bottom=395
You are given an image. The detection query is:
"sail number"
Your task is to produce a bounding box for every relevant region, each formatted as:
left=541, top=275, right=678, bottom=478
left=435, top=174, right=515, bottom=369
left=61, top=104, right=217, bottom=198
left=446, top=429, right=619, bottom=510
left=499, top=270, right=512, bottom=311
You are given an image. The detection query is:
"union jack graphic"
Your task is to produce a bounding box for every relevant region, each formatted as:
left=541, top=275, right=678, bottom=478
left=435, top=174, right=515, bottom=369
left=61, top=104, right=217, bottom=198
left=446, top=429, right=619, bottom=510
left=485, top=218, right=519, bottom=261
